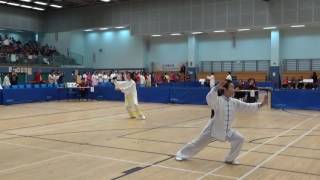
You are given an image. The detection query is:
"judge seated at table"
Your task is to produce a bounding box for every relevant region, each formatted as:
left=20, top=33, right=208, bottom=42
left=297, top=76, right=304, bottom=89
left=234, top=80, right=246, bottom=100
left=246, top=78, right=258, bottom=103
left=78, top=78, right=89, bottom=100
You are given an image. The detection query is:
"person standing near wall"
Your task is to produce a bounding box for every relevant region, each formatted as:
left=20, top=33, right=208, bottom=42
left=226, top=72, right=232, bottom=81
left=2, top=73, right=11, bottom=88
left=207, top=73, right=216, bottom=88
left=139, top=72, right=146, bottom=87
left=146, top=73, right=152, bottom=87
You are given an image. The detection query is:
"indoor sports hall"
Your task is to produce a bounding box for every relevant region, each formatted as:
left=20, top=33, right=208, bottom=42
left=0, top=0, right=319, bottom=180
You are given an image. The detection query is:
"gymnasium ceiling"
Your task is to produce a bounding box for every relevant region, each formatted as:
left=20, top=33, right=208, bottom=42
left=0, top=0, right=134, bottom=10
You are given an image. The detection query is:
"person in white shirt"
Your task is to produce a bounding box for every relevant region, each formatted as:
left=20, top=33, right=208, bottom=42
left=91, top=72, right=99, bottom=86
left=82, top=72, right=88, bottom=83
left=54, top=72, right=59, bottom=85
left=226, top=72, right=232, bottom=81
left=110, top=71, right=117, bottom=83
left=2, top=74, right=11, bottom=88
left=164, top=73, right=170, bottom=83
left=114, top=73, right=146, bottom=120
left=3, top=38, right=10, bottom=46
left=48, top=71, right=55, bottom=84
left=116, top=72, right=122, bottom=81
left=102, top=72, right=109, bottom=83
left=206, top=73, right=216, bottom=88
left=98, top=72, right=103, bottom=84
left=146, top=73, right=152, bottom=87
left=139, top=72, right=146, bottom=87
left=175, top=80, right=268, bottom=164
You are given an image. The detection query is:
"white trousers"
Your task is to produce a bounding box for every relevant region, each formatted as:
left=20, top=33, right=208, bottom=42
left=176, top=122, right=244, bottom=162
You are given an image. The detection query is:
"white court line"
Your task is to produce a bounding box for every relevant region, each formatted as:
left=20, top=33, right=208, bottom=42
left=239, top=116, right=320, bottom=179
left=196, top=115, right=318, bottom=180
left=3, top=105, right=179, bottom=134
left=0, top=141, right=235, bottom=179
left=0, top=154, right=71, bottom=174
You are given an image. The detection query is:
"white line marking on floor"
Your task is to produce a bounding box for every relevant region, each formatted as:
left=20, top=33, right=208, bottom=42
left=196, top=115, right=318, bottom=180
left=239, top=116, right=320, bottom=179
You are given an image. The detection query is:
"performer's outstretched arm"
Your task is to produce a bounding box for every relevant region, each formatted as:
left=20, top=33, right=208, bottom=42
left=234, top=95, right=268, bottom=112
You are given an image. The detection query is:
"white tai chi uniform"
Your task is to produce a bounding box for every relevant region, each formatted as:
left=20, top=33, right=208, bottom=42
left=226, top=74, right=232, bottom=81
left=114, top=80, right=145, bottom=119
left=207, top=75, right=215, bottom=88
left=176, top=86, right=261, bottom=162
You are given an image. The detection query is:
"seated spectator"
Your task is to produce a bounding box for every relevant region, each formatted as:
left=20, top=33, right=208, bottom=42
left=76, top=73, right=82, bottom=84
left=290, top=77, right=297, bottom=89
left=282, top=77, right=289, bottom=88
left=98, top=72, right=103, bottom=84
left=48, top=71, right=55, bottom=84
left=102, top=72, right=109, bottom=83
left=91, top=71, right=99, bottom=87
left=57, top=71, right=64, bottom=84
left=246, top=78, right=258, bottom=103
left=10, top=71, right=18, bottom=85
left=234, top=79, right=246, bottom=100
left=297, top=76, right=304, bottom=89
left=3, top=35, right=10, bottom=46
left=33, top=71, right=43, bottom=84
left=78, top=78, right=89, bottom=100
left=164, top=73, right=170, bottom=83
left=312, top=72, right=318, bottom=88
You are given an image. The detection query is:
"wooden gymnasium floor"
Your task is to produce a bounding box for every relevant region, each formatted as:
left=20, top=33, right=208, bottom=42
left=0, top=101, right=319, bottom=180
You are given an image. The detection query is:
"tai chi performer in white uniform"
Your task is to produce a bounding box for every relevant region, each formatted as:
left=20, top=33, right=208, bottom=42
left=114, top=73, right=146, bottom=120
left=176, top=80, right=268, bottom=164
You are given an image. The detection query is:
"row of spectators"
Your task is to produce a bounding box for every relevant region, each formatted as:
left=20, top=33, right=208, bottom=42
left=282, top=72, right=318, bottom=89
left=0, top=70, right=189, bottom=89
left=72, top=71, right=189, bottom=87
left=32, top=70, right=64, bottom=85
left=203, top=72, right=259, bottom=103
left=0, top=34, right=57, bottom=64
left=0, top=71, right=19, bottom=88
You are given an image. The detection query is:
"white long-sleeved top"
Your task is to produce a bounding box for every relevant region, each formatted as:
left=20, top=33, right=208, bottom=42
left=206, top=86, right=261, bottom=141
left=206, top=75, right=215, bottom=88
left=139, top=75, right=146, bottom=85
left=103, top=74, right=109, bottom=83
left=114, top=80, right=138, bottom=104
left=2, top=75, right=11, bottom=87
left=91, top=74, right=99, bottom=86
left=226, top=74, right=232, bottom=81
left=48, top=74, right=55, bottom=84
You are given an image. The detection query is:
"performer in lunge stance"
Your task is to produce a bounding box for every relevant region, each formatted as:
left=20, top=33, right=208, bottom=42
left=176, top=80, right=268, bottom=164
left=114, top=72, right=146, bottom=120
